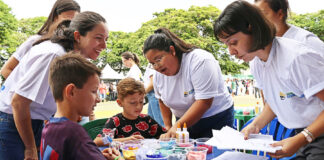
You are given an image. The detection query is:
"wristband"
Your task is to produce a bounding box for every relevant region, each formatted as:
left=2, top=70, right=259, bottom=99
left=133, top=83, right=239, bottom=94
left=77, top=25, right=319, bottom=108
left=301, top=130, right=313, bottom=143
left=303, top=129, right=315, bottom=142
left=114, top=156, right=120, bottom=160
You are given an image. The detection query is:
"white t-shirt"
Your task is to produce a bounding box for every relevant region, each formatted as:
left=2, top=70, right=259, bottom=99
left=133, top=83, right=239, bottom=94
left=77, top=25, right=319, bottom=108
left=0, top=40, right=66, bottom=120
left=154, top=49, right=233, bottom=118
left=250, top=37, right=324, bottom=128
left=143, top=64, right=155, bottom=89
left=283, top=25, right=324, bottom=53
left=12, top=35, right=41, bottom=61
left=126, top=64, right=142, bottom=81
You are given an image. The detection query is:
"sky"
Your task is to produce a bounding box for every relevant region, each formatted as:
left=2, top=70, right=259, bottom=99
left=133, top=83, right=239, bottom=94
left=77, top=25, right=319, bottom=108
left=3, top=0, right=324, bottom=32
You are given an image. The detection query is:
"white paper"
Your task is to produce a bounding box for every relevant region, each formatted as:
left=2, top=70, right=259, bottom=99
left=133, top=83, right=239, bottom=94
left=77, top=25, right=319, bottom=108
left=212, top=151, right=269, bottom=160
left=207, top=126, right=282, bottom=153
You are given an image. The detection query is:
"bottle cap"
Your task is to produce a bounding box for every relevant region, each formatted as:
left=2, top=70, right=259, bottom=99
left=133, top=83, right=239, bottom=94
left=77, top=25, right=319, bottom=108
left=183, top=122, right=187, bottom=128
left=177, top=123, right=181, bottom=128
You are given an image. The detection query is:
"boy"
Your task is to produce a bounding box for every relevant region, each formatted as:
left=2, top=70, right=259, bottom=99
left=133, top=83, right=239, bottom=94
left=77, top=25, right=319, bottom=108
left=94, top=78, right=166, bottom=146
left=41, top=54, right=121, bottom=160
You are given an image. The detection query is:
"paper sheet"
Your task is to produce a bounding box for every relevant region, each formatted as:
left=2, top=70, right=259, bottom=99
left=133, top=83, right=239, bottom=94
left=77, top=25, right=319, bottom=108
left=206, top=126, right=282, bottom=153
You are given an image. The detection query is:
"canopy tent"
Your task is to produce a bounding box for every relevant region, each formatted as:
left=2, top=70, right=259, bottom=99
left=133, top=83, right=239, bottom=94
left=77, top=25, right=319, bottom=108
left=101, top=64, right=124, bottom=80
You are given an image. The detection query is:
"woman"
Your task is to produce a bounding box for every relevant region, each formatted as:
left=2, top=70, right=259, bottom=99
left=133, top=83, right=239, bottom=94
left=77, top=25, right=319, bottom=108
left=0, top=11, right=108, bottom=159
left=143, top=28, right=234, bottom=139
left=254, top=0, right=324, bottom=52
left=121, top=51, right=142, bottom=81
left=213, top=1, right=324, bottom=159
left=0, top=0, right=80, bottom=81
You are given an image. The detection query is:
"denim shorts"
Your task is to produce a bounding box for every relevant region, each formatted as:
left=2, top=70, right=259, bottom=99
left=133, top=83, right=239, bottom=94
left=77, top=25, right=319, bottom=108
left=0, top=111, right=44, bottom=160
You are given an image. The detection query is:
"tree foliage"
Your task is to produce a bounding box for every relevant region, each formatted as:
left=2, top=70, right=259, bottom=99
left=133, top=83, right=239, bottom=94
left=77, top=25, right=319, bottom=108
left=0, top=0, right=18, bottom=63
left=288, top=10, right=324, bottom=41
left=1, top=0, right=323, bottom=74
left=101, top=6, right=247, bottom=74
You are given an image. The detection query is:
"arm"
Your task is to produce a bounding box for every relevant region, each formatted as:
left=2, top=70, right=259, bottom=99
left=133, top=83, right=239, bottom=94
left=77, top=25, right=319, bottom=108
left=11, top=93, right=38, bottom=160
left=145, top=76, right=154, bottom=94
left=159, top=99, right=172, bottom=130
left=241, top=102, right=276, bottom=139
left=0, top=56, right=19, bottom=79
left=270, top=89, right=324, bottom=158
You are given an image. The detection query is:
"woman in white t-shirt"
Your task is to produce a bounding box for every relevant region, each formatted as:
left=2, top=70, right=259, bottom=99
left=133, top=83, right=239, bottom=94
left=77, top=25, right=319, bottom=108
left=214, top=1, right=324, bottom=159
left=121, top=51, right=143, bottom=81
left=0, top=12, right=108, bottom=159
left=143, top=28, right=234, bottom=139
left=254, top=0, right=324, bottom=52
left=0, top=0, right=80, bottom=81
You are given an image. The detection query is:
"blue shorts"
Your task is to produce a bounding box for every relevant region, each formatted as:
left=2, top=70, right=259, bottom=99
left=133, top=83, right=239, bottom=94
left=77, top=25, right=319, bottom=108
left=0, top=111, right=44, bottom=159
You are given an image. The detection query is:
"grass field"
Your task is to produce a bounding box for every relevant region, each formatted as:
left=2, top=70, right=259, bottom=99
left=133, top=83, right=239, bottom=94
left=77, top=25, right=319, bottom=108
left=93, top=95, right=263, bottom=119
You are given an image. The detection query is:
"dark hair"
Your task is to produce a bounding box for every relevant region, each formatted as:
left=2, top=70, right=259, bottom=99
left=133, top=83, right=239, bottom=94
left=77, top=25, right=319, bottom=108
left=255, top=0, right=290, bottom=21
left=49, top=11, right=106, bottom=51
left=49, top=52, right=101, bottom=101
left=117, top=77, right=145, bottom=100
left=143, top=28, right=195, bottom=63
left=213, top=0, right=275, bottom=52
left=37, top=0, right=80, bottom=35
left=121, top=51, right=140, bottom=66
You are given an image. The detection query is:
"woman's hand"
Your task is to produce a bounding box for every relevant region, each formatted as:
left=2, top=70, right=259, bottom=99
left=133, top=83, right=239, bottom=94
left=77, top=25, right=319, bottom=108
left=268, top=134, right=307, bottom=159
left=241, top=123, right=260, bottom=140
left=159, top=125, right=177, bottom=139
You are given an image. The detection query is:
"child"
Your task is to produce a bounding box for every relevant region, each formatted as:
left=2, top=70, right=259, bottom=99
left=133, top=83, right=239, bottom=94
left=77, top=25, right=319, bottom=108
left=94, top=78, right=166, bottom=146
left=41, top=53, right=122, bottom=160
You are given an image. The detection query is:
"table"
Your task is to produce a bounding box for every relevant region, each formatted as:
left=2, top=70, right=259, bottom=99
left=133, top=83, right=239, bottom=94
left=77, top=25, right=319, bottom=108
left=99, top=146, right=227, bottom=159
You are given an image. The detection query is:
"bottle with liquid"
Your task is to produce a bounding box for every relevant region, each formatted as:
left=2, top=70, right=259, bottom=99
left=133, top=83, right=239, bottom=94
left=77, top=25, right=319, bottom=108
left=182, top=123, right=189, bottom=143
left=176, top=123, right=182, bottom=142
left=255, top=101, right=261, bottom=115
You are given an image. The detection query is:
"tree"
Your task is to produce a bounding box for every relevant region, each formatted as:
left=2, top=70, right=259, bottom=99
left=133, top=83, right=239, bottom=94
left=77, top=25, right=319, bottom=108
left=289, top=10, right=324, bottom=41
left=101, top=6, right=247, bottom=74
left=0, top=0, right=18, bottom=65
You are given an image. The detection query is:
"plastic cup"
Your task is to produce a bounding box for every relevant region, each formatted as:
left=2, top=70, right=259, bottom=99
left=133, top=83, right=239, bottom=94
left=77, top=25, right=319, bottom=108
left=167, top=149, right=187, bottom=160
left=195, top=137, right=213, bottom=154
left=122, top=140, right=142, bottom=160
left=159, top=138, right=176, bottom=149
left=187, top=147, right=208, bottom=160
left=176, top=138, right=195, bottom=148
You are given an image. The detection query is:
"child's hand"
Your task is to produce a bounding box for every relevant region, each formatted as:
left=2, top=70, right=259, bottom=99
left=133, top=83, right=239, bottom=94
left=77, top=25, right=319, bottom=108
left=268, top=134, right=307, bottom=159
left=102, top=148, right=123, bottom=160
left=128, top=135, right=144, bottom=140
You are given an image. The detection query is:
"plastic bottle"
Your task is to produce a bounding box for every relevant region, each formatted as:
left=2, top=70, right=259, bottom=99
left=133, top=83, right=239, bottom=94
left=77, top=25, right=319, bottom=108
left=255, top=101, right=261, bottom=115
left=182, top=123, right=189, bottom=143
left=176, top=123, right=182, bottom=142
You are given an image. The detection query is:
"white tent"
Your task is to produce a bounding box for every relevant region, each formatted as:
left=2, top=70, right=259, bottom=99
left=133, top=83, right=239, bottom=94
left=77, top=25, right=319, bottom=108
left=101, top=64, right=124, bottom=80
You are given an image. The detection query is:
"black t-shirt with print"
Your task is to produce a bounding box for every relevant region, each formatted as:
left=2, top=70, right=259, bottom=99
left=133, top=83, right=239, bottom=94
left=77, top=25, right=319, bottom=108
left=99, top=113, right=166, bottom=139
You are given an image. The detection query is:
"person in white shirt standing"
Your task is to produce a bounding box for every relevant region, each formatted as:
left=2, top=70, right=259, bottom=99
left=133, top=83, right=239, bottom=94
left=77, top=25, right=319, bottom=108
left=121, top=51, right=143, bottom=81
left=254, top=0, right=324, bottom=52
left=214, top=1, right=324, bottom=159
left=0, top=0, right=80, bottom=82
left=143, top=64, right=164, bottom=126
left=0, top=11, right=108, bottom=160
left=143, top=27, right=234, bottom=139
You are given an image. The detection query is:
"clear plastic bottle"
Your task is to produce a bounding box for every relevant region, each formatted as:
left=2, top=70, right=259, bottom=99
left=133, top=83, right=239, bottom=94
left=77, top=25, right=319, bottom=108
left=176, top=123, right=182, bottom=143
left=182, top=123, right=189, bottom=143
left=255, top=101, right=261, bottom=115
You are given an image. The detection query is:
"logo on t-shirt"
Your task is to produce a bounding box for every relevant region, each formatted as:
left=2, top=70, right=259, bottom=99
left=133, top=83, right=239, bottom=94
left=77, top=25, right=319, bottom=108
left=279, top=91, right=304, bottom=100
left=184, top=89, right=195, bottom=97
